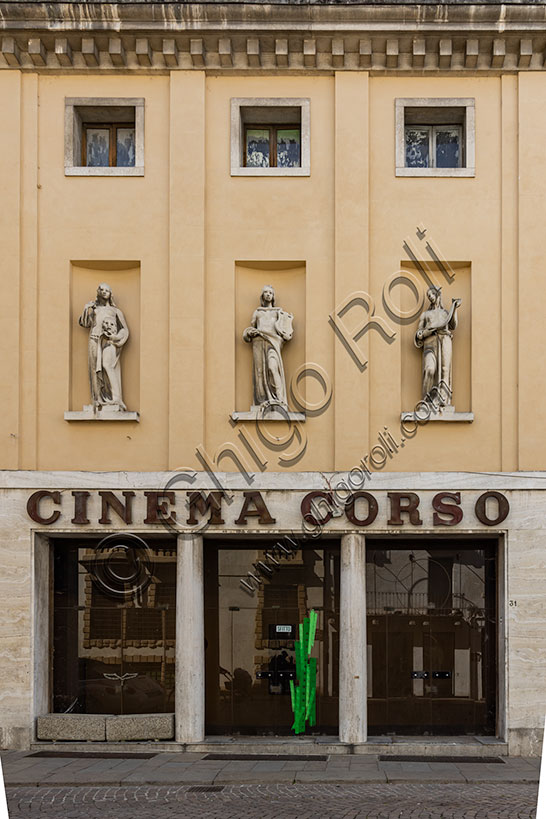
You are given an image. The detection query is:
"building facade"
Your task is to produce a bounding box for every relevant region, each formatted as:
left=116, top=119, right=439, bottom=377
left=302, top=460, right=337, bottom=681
left=1, top=0, right=546, bottom=756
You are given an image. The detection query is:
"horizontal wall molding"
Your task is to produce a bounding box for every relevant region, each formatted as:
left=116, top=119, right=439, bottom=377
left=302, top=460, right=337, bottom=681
left=1, top=35, right=546, bottom=72
left=2, top=469, right=546, bottom=491
left=2, top=2, right=546, bottom=73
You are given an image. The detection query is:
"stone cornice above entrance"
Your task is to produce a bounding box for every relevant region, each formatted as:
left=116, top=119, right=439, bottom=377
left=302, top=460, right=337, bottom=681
left=1, top=469, right=546, bottom=491
left=2, top=3, right=546, bottom=72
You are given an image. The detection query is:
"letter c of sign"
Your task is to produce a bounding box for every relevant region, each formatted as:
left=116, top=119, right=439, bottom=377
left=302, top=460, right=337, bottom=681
left=27, top=490, right=62, bottom=525
left=300, top=491, right=333, bottom=526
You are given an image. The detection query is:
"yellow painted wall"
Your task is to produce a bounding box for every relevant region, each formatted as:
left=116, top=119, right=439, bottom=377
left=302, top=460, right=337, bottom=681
left=0, top=69, right=537, bottom=473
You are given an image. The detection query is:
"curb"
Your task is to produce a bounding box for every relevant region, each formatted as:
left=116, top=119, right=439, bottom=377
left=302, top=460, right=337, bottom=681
left=5, top=777, right=540, bottom=788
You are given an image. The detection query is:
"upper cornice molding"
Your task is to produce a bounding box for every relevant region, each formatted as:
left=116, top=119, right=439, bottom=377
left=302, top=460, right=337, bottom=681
left=2, top=2, right=546, bottom=71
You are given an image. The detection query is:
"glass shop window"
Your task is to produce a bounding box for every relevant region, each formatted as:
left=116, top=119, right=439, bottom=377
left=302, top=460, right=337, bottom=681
left=204, top=543, right=340, bottom=736
left=52, top=538, right=176, bottom=715
left=366, top=540, right=497, bottom=737
left=244, top=125, right=301, bottom=169
left=83, top=123, right=136, bottom=168
left=405, top=124, right=462, bottom=169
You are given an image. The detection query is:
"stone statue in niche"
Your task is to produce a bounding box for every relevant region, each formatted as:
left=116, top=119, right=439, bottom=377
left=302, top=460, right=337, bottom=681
left=415, top=285, right=462, bottom=405
left=243, top=285, right=294, bottom=413
left=78, top=283, right=129, bottom=412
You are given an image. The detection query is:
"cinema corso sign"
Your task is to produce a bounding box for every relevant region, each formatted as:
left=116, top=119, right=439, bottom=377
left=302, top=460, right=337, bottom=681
left=25, top=489, right=510, bottom=529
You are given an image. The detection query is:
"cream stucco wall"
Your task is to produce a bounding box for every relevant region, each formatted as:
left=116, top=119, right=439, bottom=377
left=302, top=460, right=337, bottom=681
left=1, top=70, right=542, bottom=473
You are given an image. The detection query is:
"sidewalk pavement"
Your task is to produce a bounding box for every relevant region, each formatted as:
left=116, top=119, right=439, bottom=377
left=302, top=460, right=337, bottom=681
left=0, top=750, right=541, bottom=787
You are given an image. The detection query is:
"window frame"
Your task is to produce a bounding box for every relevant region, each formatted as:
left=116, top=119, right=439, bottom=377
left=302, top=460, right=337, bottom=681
left=231, top=97, right=310, bottom=177
left=65, top=97, right=144, bottom=177
left=395, top=98, right=475, bottom=178
left=243, top=123, right=302, bottom=169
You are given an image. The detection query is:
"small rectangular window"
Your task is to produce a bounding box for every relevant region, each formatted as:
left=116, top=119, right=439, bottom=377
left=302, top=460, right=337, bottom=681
left=83, top=123, right=136, bottom=168
left=231, top=98, right=310, bottom=177
left=396, top=99, right=474, bottom=178
left=65, top=98, right=144, bottom=177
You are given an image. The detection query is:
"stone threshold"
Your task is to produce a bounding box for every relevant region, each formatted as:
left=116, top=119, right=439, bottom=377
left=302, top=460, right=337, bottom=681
left=30, top=735, right=509, bottom=757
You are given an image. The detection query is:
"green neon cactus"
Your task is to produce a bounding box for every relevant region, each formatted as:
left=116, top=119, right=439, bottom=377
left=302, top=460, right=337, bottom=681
left=289, top=609, right=318, bottom=734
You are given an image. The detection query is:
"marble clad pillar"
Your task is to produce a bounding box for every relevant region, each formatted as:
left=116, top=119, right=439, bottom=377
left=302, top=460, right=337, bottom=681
left=339, top=533, right=367, bottom=744
left=175, top=533, right=205, bottom=742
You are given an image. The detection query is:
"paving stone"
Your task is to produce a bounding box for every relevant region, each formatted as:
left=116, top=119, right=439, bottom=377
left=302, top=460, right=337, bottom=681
left=10, top=782, right=536, bottom=819
left=214, top=770, right=297, bottom=784
left=222, top=761, right=266, bottom=771
left=1, top=748, right=541, bottom=792
left=251, top=761, right=289, bottom=771
left=385, top=769, right=467, bottom=783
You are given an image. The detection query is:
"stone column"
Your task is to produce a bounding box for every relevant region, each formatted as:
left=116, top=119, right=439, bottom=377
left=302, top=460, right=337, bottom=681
left=339, top=533, right=367, bottom=744
left=175, top=533, right=205, bottom=743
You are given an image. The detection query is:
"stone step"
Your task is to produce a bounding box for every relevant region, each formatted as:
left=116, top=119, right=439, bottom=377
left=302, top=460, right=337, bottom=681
left=31, top=735, right=509, bottom=758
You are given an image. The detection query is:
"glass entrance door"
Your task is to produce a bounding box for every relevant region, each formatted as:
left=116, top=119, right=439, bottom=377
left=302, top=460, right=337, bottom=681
left=205, top=543, right=340, bottom=735
left=367, top=541, right=497, bottom=736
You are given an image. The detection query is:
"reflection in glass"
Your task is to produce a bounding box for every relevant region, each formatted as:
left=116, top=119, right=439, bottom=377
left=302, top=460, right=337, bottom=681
left=405, top=127, right=430, bottom=168
left=246, top=129, right=270, bottom=167
left=53, top=540, right=176, bottom=715
left=366, top=543, right=497, bottom=736
left=116, top=127, right=136, bottom=167
left=205, top=545, right=339, bottom=735
left=86, top=128, right=110, bottom=167
left=436, top=127, right=461, bottom=168
left=276, top=129, right=301, bottom=168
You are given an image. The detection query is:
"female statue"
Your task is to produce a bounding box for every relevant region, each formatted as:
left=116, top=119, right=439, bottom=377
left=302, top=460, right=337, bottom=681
left=243, top=285, right=294, bottom=410
left=78, top=283, right=129, bottom=411
left=415, top=286, right=461, bottom=403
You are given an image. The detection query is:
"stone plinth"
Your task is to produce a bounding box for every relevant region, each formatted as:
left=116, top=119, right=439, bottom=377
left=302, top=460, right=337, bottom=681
left=232, top=405, right=305, bottom=422
left=105, top=714, right=174, bottom=741
left=64, top=405, right=140, bottom=422
left=36, top=714, right=107, bottom=741
left=401, top=406, right=474, bottom=423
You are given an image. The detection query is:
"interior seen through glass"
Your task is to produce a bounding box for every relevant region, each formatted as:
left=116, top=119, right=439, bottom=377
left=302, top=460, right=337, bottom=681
left=205, top=543, right=340, bottom=735
left=51, top=538, right=497, bottom=736
left=405, top=125, right=461, bottom=168
left=53, top=539, right=176, bottom=715
left=366, top=542, right=497, bottom=736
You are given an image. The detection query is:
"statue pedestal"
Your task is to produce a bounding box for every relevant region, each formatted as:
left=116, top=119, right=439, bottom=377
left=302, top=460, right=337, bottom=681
left=64, top=405, right=140, bottom=422
left=232, top=405, right=305, bottom=422
left=401, top=405, right=474, bottom=423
